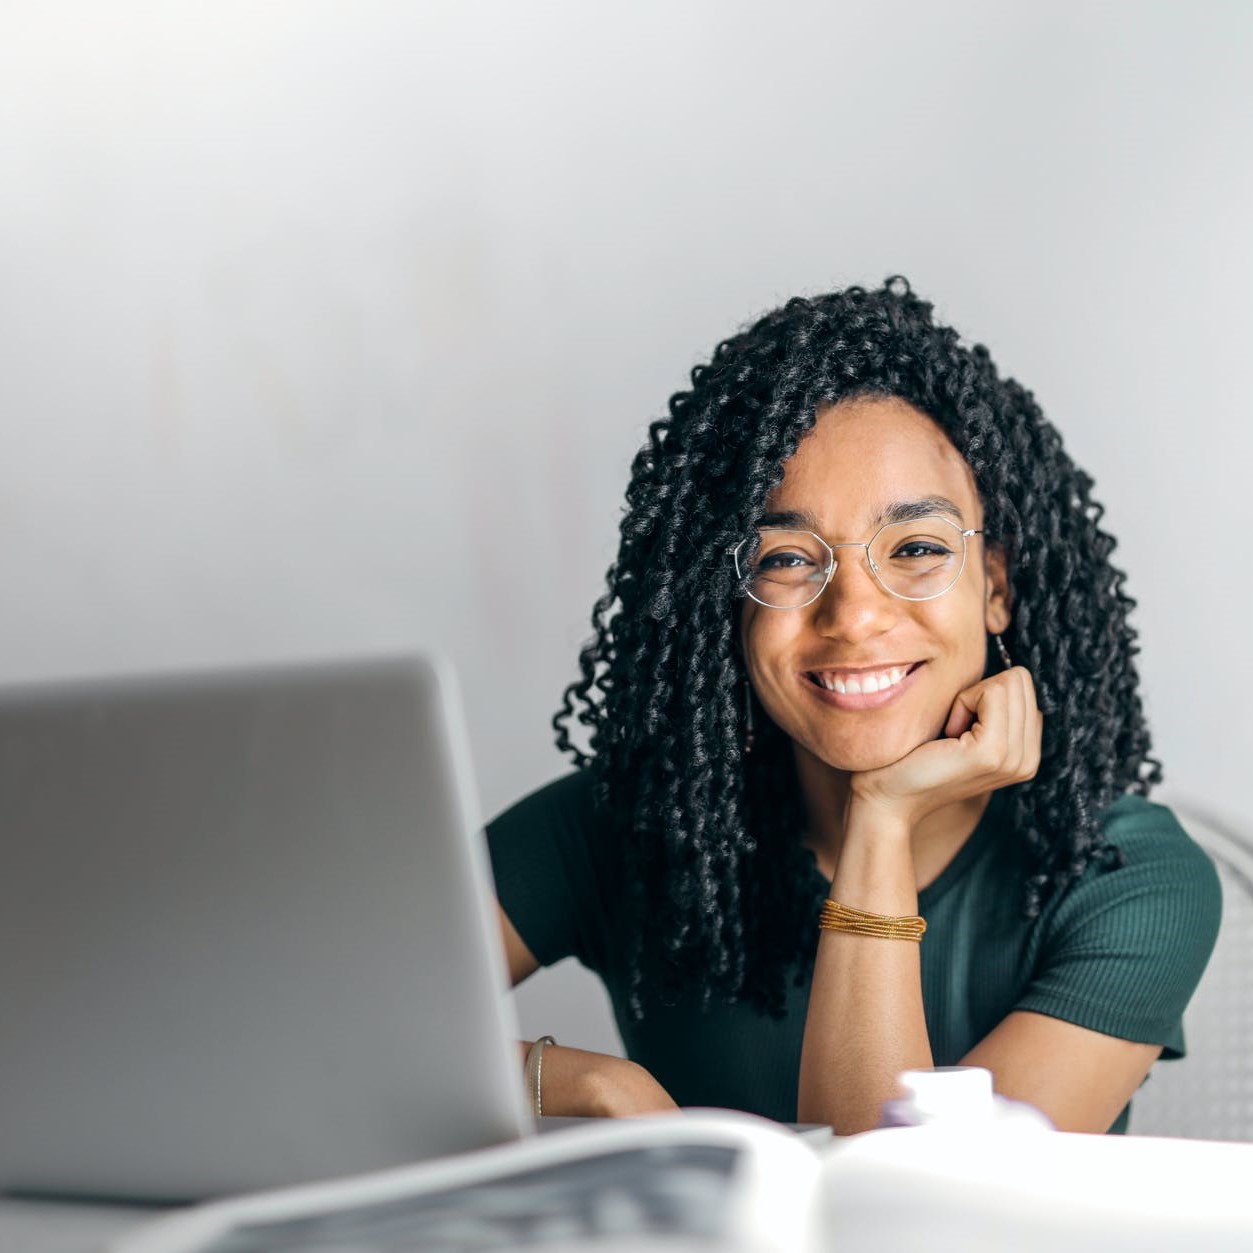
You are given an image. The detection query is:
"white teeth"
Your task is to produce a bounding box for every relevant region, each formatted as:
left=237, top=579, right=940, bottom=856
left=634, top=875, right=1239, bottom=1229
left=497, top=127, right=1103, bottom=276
left=814, top=666, right=910, bottom=696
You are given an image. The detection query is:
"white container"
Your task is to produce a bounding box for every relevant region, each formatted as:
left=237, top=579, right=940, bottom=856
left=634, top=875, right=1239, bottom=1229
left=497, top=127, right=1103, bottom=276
left=877, top=1065, right=1053, bottom=1130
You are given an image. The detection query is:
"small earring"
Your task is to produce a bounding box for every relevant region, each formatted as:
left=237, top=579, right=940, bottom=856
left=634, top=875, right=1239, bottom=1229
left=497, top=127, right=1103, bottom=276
left=743, top=678, right=755, bottom=755
left=995, top=633, right=1013, bottom=670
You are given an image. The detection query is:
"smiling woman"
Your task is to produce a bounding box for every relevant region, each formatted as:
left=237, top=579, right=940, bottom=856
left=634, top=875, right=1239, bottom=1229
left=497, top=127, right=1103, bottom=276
left=485, top=278, right=1221, bottom=1136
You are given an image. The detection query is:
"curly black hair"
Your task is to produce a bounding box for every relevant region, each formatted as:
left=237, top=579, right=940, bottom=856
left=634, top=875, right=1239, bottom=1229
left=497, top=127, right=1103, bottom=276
left=553, top=276, right=1160, bottom=1019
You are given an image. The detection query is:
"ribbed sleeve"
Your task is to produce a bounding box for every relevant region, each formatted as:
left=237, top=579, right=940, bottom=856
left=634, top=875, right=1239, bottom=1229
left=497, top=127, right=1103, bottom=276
left=484, top=770, right=614, bottom=974
left=1013, top=797, right=1222, bottom=1058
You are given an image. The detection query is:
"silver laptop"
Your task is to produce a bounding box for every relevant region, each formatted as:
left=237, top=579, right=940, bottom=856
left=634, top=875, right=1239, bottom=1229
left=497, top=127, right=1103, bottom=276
left=0, top=654, right=531, bottom=1201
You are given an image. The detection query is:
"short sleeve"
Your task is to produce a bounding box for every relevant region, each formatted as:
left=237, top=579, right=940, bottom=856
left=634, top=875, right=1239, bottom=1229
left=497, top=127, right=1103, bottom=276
left=484, top=770, right=617, bottom=975
left=1014, top=796, right=1222, bottom=1059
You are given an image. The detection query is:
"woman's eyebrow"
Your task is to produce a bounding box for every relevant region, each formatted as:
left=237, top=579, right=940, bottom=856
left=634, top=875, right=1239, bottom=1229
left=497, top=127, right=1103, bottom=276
left=754, top=497, right=966, bottom=532
left=875, top=496, right=966, bottom=526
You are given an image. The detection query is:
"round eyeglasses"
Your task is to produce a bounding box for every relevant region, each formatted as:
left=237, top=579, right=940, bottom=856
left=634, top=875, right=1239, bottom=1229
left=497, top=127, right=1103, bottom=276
left=731, top=515, right=984, bottom=609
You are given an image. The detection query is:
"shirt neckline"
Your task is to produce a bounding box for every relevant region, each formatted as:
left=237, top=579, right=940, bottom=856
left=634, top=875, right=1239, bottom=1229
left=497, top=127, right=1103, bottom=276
left=918, top=786, right=1007, bottom=910
left=805, top=787, right=1008, bottom=906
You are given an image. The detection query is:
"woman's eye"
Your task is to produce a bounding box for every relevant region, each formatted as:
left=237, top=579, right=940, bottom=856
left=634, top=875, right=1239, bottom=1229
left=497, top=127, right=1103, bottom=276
left=757, top=551, right=816, bottom=571
left=893, top=542, right=952, bottom=559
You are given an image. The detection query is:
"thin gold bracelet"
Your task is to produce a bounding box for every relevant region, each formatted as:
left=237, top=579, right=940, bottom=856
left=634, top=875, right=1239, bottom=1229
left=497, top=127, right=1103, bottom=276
left=819, top=898, right=926, bottom=942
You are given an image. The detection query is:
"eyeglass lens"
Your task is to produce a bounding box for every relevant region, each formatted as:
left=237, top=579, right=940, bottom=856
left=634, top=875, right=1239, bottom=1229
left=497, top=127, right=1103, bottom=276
left=738, top=518, right=966, bottom=607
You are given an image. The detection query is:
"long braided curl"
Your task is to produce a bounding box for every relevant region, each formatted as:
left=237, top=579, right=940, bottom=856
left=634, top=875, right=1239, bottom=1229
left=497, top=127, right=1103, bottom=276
left=552, top=277, right=1160, bottom=1019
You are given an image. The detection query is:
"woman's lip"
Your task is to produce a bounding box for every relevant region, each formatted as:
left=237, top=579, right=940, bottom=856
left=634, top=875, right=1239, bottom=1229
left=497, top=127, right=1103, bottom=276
left=800, top=661, right=926, bottom=711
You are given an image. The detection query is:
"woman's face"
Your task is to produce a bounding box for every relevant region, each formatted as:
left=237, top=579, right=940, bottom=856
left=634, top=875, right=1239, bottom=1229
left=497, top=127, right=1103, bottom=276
left=739, top=395, right=1010, bottom=774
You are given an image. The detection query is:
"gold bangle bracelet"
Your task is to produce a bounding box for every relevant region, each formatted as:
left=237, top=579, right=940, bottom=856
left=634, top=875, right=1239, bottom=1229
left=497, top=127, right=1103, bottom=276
left=819, top=898, right=926, bottom=942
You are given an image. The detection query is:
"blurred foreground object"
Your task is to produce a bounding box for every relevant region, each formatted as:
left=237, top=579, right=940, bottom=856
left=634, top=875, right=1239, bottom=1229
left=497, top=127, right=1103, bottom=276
left=820, top=1124, right=1253, bottom=1252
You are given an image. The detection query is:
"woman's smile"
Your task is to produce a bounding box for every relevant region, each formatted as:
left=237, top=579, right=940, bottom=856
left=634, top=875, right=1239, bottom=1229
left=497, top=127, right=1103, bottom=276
left=802, top=660, right=927, bottom=710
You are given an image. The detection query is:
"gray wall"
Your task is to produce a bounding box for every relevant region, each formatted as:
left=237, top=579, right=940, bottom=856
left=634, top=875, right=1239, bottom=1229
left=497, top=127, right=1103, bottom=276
left=2, top=1, right=1250, bottom=1056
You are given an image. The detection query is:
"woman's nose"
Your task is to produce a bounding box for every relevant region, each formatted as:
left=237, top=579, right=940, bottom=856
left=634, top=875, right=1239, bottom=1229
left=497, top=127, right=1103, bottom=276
left=809, top=548, right=899, bottom=640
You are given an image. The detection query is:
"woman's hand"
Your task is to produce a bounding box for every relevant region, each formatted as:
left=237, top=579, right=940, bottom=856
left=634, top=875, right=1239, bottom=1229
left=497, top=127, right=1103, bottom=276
left=849, top=666, right=1043, bottom=828
left=579, top=1054, right=679, bottom=1117
left=519, top=1042, right=679, bottom=1118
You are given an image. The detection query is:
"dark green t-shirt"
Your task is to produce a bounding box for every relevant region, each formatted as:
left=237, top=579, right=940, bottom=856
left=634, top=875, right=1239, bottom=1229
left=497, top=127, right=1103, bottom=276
left=486, top=772, right=1221, bottom=1134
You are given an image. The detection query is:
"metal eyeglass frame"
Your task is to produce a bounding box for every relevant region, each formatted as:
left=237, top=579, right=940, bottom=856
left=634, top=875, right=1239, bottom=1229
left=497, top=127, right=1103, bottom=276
left=730, top=514, right=985, bottom=608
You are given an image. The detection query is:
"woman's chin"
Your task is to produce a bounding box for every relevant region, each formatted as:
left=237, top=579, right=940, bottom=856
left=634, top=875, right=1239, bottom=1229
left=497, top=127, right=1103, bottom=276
left=820, top=750, right=905, bottom=774
left=808, top=730, right=933, bottom=775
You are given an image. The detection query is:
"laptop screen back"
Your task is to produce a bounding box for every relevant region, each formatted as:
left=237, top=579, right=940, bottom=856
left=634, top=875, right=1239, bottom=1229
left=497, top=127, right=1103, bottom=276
left=0, top=654, right=529, bottom=1201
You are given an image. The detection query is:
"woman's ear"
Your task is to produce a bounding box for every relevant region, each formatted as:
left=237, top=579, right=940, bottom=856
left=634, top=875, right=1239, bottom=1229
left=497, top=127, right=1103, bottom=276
left=984, top=543, right=1012, bottom=635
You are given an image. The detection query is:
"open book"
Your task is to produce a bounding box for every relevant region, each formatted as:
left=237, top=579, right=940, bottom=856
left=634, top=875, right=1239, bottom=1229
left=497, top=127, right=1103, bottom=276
left=108, top=1111, right=817, bottom=1253
left=109, top=1108, right=1253, bottom=1253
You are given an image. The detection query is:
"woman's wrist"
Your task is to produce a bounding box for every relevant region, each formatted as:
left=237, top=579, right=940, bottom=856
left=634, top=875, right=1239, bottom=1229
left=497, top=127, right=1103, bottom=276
left=841, top=793, right=915, bottom=848
left=580, top=1056, right=674, bottom=1117
left=529, top=1045, right=676, bottom=1118
left=828, top=798, right=918, bottom=914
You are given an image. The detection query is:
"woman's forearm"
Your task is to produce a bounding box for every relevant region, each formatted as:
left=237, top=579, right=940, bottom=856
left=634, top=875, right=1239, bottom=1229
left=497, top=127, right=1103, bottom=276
left=797, top=805, right=933, bottom=1133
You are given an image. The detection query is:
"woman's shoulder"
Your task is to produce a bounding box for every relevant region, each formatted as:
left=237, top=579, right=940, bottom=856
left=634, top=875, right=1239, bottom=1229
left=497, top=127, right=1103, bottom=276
left=1053, top=791, right=1222, bottom=936
left=1016, top=792, right=1223, bottom=1061
left=1097, top=792, right=1220, bottom=876
left=485, top=768, right=615, bottom=877
left=484, top=769, right=617, bottom=971
left=485, top=768, right=599, bottom=838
